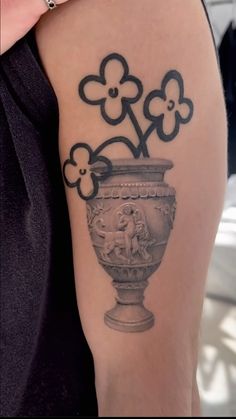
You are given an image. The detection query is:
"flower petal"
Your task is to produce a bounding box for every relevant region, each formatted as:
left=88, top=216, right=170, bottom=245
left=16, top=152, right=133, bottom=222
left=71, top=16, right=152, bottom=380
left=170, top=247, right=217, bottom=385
left=104, top=56, right=126, bottom=85
left=73, top=145, right=90, bottom=166
left=147, top=95, right=166, bottom=118
left=64, top=162, right=80, bottom=186
left=177, top=100, right=192, bottom=121
left=79, top=172, right=96, bottom=199
left=103, top=97, right=124, bottom=122
left=121, top=79, right=140, bottom=101
left=63, top=143, right=112, bottom=200
left=165, top=77, right=180, bottom=103
left=82, top=78, right=106, bottom=104
left=162, top=110, right=178, bottom=136
left=147, top=70, right=193, bottom=142
left=91, top=155, right=113, bottom=179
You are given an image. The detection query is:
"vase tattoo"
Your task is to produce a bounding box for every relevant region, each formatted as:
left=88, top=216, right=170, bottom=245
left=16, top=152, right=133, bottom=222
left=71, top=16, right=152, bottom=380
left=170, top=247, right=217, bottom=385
left=63, top=53, right=194, bottom=332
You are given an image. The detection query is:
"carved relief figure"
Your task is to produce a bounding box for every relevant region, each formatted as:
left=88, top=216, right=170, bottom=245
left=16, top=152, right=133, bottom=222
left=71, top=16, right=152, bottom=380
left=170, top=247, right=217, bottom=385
left=92, top=203, right=155, bottom=265
left=134, top=220, right=156, bottom=262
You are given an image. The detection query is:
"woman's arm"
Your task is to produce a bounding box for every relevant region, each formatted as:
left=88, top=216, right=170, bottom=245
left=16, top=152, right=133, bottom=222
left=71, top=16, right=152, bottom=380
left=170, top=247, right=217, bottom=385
left=36, top=0, right=227, bottom=415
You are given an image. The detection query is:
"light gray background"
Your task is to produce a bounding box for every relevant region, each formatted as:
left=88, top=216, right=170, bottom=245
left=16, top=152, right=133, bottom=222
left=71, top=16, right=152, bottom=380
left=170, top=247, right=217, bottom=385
left=199, top=1, right=236, bottom=416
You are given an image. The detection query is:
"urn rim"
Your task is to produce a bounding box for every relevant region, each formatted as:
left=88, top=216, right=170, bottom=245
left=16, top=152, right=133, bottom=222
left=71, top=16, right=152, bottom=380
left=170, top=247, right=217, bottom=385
left=92, top=157, right=173, bottom=175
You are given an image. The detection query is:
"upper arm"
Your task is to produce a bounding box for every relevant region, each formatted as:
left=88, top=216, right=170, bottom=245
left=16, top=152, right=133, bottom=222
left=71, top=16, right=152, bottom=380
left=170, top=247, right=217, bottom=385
left=36, top=0, right=227, bottom=415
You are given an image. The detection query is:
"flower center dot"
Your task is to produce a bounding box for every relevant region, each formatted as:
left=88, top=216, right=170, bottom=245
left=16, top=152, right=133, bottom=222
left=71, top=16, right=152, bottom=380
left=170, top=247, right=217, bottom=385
left=167, top=100, right=175, bottom=111
left=79, top=168, right=87, bottom=176
left=108, top=87, right=119, bottom=98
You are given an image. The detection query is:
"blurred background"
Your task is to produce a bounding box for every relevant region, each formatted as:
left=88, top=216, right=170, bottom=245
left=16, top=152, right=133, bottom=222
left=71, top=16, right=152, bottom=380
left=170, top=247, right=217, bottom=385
left=198, top=0, right=236, bottom=416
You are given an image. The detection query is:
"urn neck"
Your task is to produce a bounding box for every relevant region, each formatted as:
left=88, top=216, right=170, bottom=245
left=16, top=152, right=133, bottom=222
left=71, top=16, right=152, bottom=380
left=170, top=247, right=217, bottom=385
left=92, top=158, right=173, bottom=183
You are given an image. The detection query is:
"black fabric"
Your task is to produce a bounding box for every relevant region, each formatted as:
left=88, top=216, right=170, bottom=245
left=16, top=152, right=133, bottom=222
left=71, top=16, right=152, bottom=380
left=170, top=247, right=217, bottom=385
left=0, top=2, right=214, bottom=416
left=0, top=32, right=97, bottom=417
left=219, top=23, right=236, bottom=175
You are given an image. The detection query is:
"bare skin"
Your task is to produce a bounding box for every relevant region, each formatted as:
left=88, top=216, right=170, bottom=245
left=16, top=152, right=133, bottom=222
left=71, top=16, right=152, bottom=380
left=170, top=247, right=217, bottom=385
left=1, top=0, right=71, bottom=54
left=36, top=0, right=227, bottom=416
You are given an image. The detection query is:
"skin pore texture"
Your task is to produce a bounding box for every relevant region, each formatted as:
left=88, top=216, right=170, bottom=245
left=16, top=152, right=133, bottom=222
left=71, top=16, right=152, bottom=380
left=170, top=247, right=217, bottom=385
left=35, top=0, right=227, bottom=416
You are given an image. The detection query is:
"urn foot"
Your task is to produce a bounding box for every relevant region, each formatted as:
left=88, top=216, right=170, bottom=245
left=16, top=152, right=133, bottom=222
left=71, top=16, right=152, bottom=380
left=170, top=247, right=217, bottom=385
left=104, top=303, right=154, bottom=333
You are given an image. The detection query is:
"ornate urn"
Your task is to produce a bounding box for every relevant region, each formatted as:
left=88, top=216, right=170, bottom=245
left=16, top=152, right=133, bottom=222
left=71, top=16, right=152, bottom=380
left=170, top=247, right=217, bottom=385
left=63, top=52, right=194, bottom=332
left=87, top=158, right=176, bottom=332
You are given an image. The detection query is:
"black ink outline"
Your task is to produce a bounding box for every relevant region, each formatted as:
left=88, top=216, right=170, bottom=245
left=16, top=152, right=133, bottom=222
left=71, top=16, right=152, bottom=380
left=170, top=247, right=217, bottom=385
left=79, top=53, right=143, bottom=126
left=125, top=105, right=150, bottom=158
left=63, top=143, right=112, bottom=201
left=144, top=70, right=194, bottom=142
left=64, top=55, right=194, bottom=200
left=94, top=136, right=140, bottom=158
left=167, top=100, right=175, bottom=111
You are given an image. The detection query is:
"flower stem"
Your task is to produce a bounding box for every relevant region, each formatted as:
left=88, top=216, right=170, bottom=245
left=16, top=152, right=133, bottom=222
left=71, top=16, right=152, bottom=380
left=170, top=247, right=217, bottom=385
left=126, top=105, right=150, bottom=158
left=94, top=136, right=139, bottom=158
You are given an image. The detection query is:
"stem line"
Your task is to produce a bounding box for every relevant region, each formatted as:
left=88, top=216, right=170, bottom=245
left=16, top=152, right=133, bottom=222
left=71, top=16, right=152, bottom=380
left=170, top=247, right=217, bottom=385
left=94, top=136, right=139, bottom=158
left=136, top=123, right=156, bottom=155
left=126, top=105, right=150, bottom=158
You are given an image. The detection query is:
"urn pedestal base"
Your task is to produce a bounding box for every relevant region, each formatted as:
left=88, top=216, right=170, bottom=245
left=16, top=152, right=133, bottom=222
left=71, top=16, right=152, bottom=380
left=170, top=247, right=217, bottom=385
left=105, top=304, right=154, bottom=333
left=104, top=279, right=154, bottom=332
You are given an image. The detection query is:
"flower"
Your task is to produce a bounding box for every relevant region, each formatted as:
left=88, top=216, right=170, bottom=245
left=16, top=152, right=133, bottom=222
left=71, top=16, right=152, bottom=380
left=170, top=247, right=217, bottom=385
left=79, top=53, right=143, bottom=125
left=63, top=143, right=112, bottom=200
left=144, top=70, right=193, bottom=141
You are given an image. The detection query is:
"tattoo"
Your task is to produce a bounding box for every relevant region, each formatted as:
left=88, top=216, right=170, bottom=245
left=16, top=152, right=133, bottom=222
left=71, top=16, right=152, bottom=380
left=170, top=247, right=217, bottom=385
left=63, top=53, right=193, bottom=332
